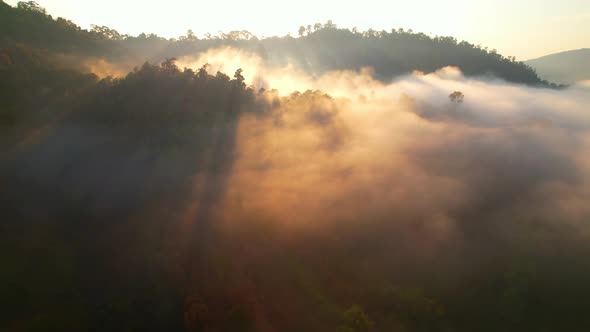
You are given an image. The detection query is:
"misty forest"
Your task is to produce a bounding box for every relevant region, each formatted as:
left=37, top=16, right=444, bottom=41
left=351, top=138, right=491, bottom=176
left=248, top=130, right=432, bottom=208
left=2, top=1, right=590, bottom=332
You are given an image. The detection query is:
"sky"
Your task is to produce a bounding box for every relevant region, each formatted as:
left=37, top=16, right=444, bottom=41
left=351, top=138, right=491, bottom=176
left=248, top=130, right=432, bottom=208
left=6, top=0, right=590, bottom=60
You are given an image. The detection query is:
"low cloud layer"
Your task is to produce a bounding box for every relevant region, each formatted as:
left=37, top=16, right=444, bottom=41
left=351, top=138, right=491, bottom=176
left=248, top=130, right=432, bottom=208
left=175, top=49, right=590, bottom=251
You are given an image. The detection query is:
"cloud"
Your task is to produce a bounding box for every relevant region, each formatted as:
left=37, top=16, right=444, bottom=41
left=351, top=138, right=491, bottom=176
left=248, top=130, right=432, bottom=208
left=62, top=47, right=583, bottom=255
left=172, top=48, right=590, bottom=251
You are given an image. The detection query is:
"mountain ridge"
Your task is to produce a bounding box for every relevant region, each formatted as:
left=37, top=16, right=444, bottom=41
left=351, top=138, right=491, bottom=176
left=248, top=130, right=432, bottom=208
left=526, top=48, right=590, bottom=84
left=0, top=0, right=555, bottom=86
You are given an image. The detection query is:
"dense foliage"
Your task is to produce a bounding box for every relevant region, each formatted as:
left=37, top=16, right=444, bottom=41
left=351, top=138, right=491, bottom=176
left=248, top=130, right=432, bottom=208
left=1, top=56, right=259, bottom=331
left=0, top=45, right=98, bottom=126
left=0, top=1, right=557, bottom=86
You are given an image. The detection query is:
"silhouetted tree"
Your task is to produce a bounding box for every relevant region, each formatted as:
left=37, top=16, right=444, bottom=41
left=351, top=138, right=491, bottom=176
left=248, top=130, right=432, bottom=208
left=91, top=24, right=123, bottom=40
left=16, top=1, right=45, bottom=14
left=161, top=57, right=178, bottom=72
left=449, top=91, right=465, bottom=103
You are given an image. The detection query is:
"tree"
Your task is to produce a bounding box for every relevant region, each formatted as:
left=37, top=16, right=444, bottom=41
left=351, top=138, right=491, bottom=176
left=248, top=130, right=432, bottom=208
left=197, top=63, right=209, bottom=78
left=17, top=1, right=46, bottom=14
left=339, top=305, right=372, bottom=332
left=449, top=91, right=464, bottom=103
left=298, top=26, right=306, bottom=37
left=181, top=29, right=197, bottom=41
left=161, top=57, right=178, bottom=72
left=240, top=30, right=254, bottom=40
left=324, top=20, right=337, bottom=29
left=91, top=25, right=123, bottom=40
left=233, top=68, right=246, bottom=88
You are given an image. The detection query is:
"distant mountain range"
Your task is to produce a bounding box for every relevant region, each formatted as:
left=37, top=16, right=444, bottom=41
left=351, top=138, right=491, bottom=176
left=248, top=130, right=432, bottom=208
left=526, top=49, right=590, bottom=84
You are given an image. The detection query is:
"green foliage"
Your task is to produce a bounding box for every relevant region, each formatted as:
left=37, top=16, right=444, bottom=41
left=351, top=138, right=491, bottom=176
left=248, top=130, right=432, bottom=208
left=339, top=305, right=373, bottom=332
left=0, top=45, right=97, bottom=126
left=0, top=2, right=111, bottom=55
left=66, top=58, right=257, bottom=148
left=91, top=24, right=127, bottom=40
left=0, top=3, right=550, bottom=85
left=279, top=25, right=543, bottom=85
left=16, top=1, right=45, bottom=14
left=374, top=286, right=447, bottom=332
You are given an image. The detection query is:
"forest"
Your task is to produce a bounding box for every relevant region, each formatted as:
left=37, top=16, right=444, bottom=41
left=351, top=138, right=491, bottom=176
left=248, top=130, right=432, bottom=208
left=2, top=1, right=590, bottom=332
left=0, top=0, right=560, bottom=86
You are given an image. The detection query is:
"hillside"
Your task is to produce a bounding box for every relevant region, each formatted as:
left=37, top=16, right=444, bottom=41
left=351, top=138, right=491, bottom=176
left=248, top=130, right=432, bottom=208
left=0, top=1, right=552, bottom=86
left=3, top=55, right=590, bottom=332
left=526, top=49, right=590, bottom=84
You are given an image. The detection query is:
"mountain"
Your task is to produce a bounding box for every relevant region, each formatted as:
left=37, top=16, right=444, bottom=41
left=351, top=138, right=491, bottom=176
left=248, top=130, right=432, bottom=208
left=0, top=1, right=550, bottom=86
left=526, top=49, right=590, bottom=84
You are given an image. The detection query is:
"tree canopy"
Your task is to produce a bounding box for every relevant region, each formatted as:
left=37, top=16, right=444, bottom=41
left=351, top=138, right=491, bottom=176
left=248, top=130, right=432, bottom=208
left=0, top=2, right=560, bottom=86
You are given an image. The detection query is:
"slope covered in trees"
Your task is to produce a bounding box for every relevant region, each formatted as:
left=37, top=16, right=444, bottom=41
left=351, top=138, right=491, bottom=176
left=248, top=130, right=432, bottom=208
left=4, top=56, right=590, bottom=332
left=0, top=45, right=98, bottom=126
left=1, top=58, right=260, bottom=331
left=0, top=1, right=554, bottom=86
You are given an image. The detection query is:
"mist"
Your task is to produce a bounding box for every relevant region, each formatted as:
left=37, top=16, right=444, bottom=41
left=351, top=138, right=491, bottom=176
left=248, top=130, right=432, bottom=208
left=168, top=49, right=590, bottom=330
left=176, top=47, right=590, bottom=235
left=3, top=18, right=590, bottom=330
